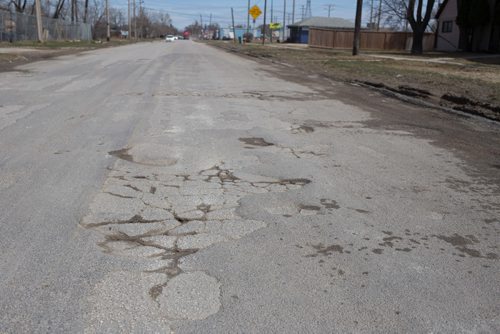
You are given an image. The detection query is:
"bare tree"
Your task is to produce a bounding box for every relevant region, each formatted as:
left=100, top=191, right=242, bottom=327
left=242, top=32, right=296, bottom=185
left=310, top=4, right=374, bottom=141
left=380, top=0, right=408, bottom=30
left=53, top=0, right=66, bottom=19
left=406, top=0, right=436, bottom=53
left=11, top=0, right=28, bottom=13
left=380, top=0, right=437, bottom=54
left=83, top=0, right=89, bottom=23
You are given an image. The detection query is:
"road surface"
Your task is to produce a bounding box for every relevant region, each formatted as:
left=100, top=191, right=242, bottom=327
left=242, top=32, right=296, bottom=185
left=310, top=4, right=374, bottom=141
left=0, top=41, right=499, bottom=333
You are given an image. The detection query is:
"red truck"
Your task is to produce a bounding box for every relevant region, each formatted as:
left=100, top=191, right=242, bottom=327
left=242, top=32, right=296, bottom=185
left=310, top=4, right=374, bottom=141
left=183, top=31, right=190, bottom=40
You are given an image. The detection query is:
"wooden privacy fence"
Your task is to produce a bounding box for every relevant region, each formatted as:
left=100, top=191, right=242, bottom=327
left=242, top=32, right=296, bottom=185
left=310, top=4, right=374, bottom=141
left=309, top=28, right=435, bottom=51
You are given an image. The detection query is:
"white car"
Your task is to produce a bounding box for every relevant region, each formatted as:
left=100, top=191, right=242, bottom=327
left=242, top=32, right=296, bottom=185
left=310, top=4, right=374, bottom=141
left=165, top=35, right=175, bottom=42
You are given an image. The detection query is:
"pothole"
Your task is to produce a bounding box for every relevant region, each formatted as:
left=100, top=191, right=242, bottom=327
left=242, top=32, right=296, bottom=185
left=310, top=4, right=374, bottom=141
left=108, top=144, right=178, bottom=166
left=239, top=137, right=274, bottom=147
left=83, top=164, right=313, bottom=306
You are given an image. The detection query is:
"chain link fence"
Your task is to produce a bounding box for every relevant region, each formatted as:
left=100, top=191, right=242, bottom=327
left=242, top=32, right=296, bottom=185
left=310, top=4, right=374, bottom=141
left=0, top=10, right=91, bottom=42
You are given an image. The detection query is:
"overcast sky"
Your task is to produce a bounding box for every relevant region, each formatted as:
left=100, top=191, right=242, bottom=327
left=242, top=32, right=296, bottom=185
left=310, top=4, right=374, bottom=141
left=111, top=0, right=361, bottom=30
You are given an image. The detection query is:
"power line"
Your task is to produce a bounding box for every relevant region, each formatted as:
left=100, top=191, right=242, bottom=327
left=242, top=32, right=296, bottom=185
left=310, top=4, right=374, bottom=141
left=304, top=0, right=312, bottom=18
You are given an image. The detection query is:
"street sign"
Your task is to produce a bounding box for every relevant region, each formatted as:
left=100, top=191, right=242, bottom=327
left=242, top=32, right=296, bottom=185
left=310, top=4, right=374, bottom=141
left=249, top=5, right=262, bottom=20
left=269, top=22, right=282, bottom=30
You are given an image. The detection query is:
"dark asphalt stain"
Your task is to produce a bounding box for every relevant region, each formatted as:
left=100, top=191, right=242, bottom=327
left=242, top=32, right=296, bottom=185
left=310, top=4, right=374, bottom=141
left=81, top=214, right=161, bottom=228
left=282, top=178, right=311, bottom=185
left=379, top=236, right=403, bottom=248
left=297, top=125, right=315, bottom=133
left=372, top=249, right=384, bottom=254
left=320, top=199, right=340, bottom=209
left=308, top=243, right=344, bottom=256
left=125, top=184, right=142, bottom=192
left=109, top=148, right=134, bottom=162
left=436, top=233, right=478, bottom=247
left=435, top=233, right=498, bottom=259
left=200, top=166, right=240, bottom=183
left=355, top=209, right=371, bottom=214
left=239, top=137, right=274, bottom=147
left=104, top=192, right=135, bottom=199
left=150, top=186, right=157, bottom=194
left=300, top=205, right=321, bottom=211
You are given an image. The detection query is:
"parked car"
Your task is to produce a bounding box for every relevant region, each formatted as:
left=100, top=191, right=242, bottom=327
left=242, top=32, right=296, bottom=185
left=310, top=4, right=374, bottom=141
left=165, top=35, right=175, bottom=42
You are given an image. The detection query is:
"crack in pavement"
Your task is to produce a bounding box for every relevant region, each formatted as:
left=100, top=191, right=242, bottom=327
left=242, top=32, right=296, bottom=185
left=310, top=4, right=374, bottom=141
left=81, top=160, right=312, bottom=321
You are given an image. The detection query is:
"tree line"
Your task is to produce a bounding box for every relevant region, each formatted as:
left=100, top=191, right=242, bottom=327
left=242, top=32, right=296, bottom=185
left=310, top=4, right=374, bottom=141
left=0, top=0, right=178, bottom=39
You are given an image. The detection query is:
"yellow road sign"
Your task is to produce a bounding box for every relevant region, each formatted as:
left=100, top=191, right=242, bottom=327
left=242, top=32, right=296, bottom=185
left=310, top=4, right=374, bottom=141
left=269, top=22, right=282, bottom=29
left=249, top=5, right=262, bottom=20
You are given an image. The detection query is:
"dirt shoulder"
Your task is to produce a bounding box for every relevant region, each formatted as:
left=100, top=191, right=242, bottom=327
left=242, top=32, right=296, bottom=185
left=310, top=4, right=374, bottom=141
left=206, top=41, right=500, bottom=122
left=0, top=40, right=135, bottom=72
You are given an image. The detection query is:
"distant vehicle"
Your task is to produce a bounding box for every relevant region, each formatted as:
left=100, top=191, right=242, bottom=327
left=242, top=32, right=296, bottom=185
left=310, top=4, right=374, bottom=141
left=173, top=36, right=178, bottom=40
left=176, top=35, right=183, bottom=40
left=165, top=35, right=175, bottom=42
left=183, top=31, right=190, bottom=40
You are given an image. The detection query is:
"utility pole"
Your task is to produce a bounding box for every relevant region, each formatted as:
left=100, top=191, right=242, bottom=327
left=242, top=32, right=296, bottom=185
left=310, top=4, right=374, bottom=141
left=282, top=0, right=286, bottom=42
left=231, top=8, right=236, bottom=43
left=353, top=0, right=363, bottom=56
left=305, top=0, right=312, bottom=18
left=270, top=0, right=273, bottom=42
left=133, top=0, right=136, bottom=39
left=247, top=0, right=250, bottom=35
left=34, top=0, right=43, bottom=42
left=326, top=4, right=334, bottom=17
left=301, top=5, right=305, bottom=20
left=106, top=0, right=110, bottom=41
left=262, top=0, right=267, bottom=44
left=370, top=0, right=374, bottom=28
left=200, top=14, right=203, bottom=38
left=292, top=0, right=295, bottom=23
left=376, top=0, right=382, bottom=31
left=139, top=1, right=143, bottom=39
left=128, top=0, right=131, bottom=39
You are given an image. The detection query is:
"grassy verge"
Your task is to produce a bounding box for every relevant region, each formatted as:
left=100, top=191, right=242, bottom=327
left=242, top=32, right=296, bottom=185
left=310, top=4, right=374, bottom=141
left=0, top=39, right=135, bottom=49
left=0, top=39, right=141, bottom=72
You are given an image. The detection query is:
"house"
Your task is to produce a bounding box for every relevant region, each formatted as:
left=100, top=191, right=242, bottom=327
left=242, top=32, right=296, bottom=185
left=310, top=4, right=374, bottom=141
left=435, top=0, right=500, bottom=52
left=287, top=17, right=354, bottom=44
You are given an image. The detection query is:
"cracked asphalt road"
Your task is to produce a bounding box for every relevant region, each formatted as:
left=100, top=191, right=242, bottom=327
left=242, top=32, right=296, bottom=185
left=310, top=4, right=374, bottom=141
left=0, top=41, right=499, bottom=333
